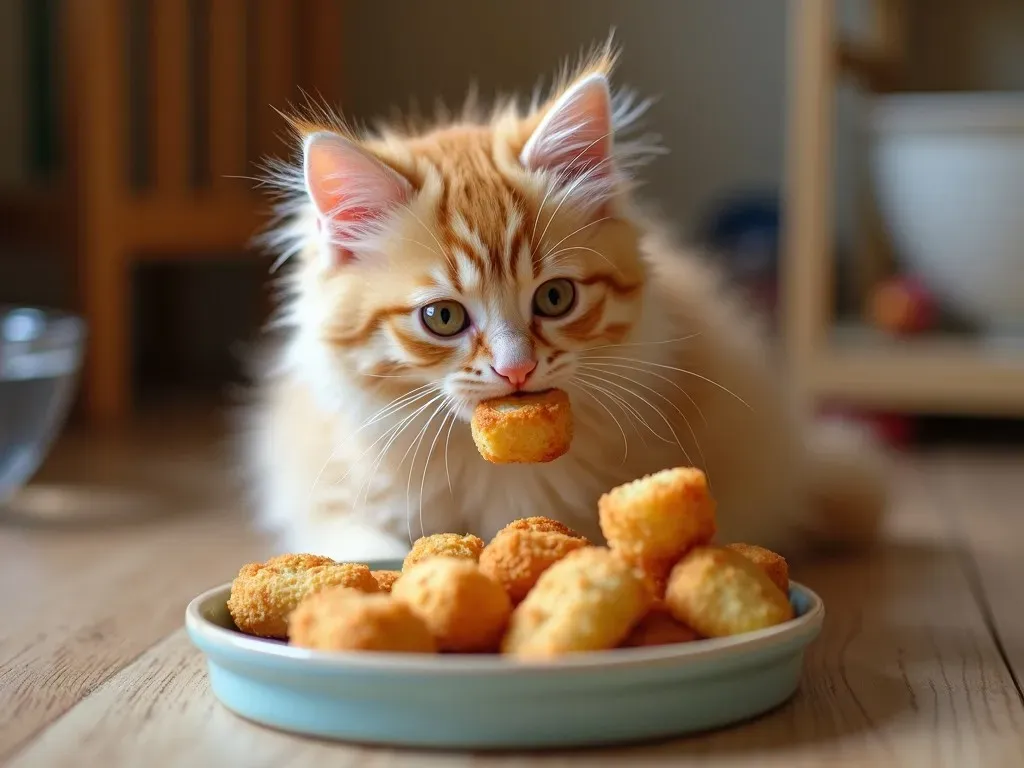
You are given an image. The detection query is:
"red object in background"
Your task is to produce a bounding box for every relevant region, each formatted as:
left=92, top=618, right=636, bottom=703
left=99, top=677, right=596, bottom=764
left=869, top=412, right=916, bottom=449
left=868, top=276, right=937, bottom=335
left=819, top=407, right=916, bottom=450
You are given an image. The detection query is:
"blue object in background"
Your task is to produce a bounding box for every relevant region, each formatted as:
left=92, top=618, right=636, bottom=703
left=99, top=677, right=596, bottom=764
left=701, top=193, right=781, bottom=320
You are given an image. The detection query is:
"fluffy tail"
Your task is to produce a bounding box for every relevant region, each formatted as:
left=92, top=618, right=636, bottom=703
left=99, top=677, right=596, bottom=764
left=801, top=418, right=891, bottom=549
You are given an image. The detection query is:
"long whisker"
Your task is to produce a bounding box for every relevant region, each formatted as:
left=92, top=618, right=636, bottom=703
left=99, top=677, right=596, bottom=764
left=568, top=379, right=629, bottom=464
left=404, top=395, right=452, bottom=542
left=574, top=372, right=664, bottom=446
left=355, top=391, right=446, bottom=512
left=573, top=376, right=640, bottom=441
left=582, top=360, right=708, bottom=427
left=443, top=398, right=461, bottom=496
left=577, top=370, right=679, bottom=448
left=586, top=333, right=702, bottom=352
left=309, top=449, right=337, bottom=495
left=580, top=355, right=752, bottom=410
left=355, top=383, right=436, bottom=434
left=318, top=386, right=437, bottom=491
left=419, top=399, right=457, bottom=540
left=579, top=364, right=707, bottom=476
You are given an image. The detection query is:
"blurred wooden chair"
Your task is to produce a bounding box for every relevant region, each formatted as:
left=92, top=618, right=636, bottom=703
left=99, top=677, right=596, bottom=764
left=5, top=0, right=342, bottom=423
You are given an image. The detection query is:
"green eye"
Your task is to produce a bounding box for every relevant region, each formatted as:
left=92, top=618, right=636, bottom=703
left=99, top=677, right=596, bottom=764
left=421, top=300, right=469, bottom=337
left=533, top=278, right=576, bottom=318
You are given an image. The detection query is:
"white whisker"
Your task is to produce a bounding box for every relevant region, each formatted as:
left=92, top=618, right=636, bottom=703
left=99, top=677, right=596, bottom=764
left=586, top=333, right=702, bottom=352
left=443, top=398, right=461, bottom=496
left=569, top=379, right=629, bottom=464
left=327, top=386, right=439, bottom=488
left=356, top=383, right=436, bottom=434
left=579, top=364, right=707, bottom=476
left=582, top=360, right=708, bottom=427
left=575, top=372, right=677, bottom=451
left=419, top=399, right=457, bottom=540
left=404, top=395, right=451, bottom=542
left=355, top=391, right=446, bottom=515
left=580, top=355, right=752, bottom=410
left=574, top=372, right=662, bottom=446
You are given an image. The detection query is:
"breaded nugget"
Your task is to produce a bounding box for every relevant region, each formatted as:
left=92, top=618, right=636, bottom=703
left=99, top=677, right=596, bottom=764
left=227, top=554, right=379, bottom=639
left=288, top=586, right=437, bottom=653
left=471, top=389, right=573, bottom=464
left=725, top=543, right=790, bottom=593
left=621, top=603, right=701, bottom=648
left=402, top=533, right=485, bottom=571
left=499, top=516, right=587, bottom=540
left=371, top=569, right=402, bottom=593
left=664, top=546, right=794, bottom=637
left=478, top=528, right=589, bottom=603
left=392, top=558, right=512, bottom=652
left=501, top=547, right=651, bottom=658
left=630, top=555, right=676, bottom=600
left=599, top=466, right=717, bottom=563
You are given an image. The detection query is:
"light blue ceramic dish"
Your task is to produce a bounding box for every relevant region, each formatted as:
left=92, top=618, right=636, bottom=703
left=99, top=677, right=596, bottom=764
left=185, top=558, right=824, bottom=750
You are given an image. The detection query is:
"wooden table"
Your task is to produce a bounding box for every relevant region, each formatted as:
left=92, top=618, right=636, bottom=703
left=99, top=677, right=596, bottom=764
left=3, top=409, right=1024, bottom=766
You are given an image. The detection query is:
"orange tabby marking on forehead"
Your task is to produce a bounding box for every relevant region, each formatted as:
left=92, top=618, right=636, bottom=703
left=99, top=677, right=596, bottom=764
left=409, top=129, right=536, bottom=280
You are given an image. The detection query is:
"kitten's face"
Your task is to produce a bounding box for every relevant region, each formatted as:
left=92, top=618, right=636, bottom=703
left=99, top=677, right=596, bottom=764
left=291, top=63, right=652, bottom=419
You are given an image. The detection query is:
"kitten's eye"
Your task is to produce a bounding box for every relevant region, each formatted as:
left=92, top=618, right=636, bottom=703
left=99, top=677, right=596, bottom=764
left=533, top=278, right=576, bottom=318
left=420, top=300, right=469, bottom=338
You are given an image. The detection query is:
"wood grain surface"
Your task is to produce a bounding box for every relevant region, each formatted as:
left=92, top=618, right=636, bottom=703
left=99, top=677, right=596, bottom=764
left=2, top=415, right=1023, bottom=766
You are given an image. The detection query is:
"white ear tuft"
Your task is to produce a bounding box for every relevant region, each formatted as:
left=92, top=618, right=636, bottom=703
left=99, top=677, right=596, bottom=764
left=303, top=132, right=411, bottom=263
left=520, top=73, right=616, bottom=210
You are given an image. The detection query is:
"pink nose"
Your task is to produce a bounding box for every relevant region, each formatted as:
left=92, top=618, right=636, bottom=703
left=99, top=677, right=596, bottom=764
left=492, top=359, right=537, bottom=387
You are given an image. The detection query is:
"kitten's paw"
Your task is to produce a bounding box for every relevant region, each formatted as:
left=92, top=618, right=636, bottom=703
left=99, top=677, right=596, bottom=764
left=802, top=418, right=890, bottom=549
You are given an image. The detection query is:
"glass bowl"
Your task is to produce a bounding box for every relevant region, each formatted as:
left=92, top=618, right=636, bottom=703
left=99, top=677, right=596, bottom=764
left=0, top=306, right=86, bottom=506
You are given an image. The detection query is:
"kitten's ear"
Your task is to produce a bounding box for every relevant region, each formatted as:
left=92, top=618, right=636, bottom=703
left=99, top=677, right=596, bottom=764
left=520, top=73, right=615, bottom=205
left=303, top=131, right=411, bottom=263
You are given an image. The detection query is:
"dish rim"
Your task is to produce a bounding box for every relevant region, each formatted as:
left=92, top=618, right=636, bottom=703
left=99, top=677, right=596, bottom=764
left=185, top=578, right=824, bottom=676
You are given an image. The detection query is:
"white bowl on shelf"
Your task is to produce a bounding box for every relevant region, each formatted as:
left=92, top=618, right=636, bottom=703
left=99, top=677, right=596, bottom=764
left=870, top=93, right=1024, bottom=335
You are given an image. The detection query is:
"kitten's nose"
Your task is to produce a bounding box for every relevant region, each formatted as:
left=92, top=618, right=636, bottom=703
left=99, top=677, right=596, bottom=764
left=492, top=359, right=537, bottom=387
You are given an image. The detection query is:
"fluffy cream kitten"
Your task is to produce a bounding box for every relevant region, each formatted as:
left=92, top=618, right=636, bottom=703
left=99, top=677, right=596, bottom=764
left=243, top=47, right=887, bottom=563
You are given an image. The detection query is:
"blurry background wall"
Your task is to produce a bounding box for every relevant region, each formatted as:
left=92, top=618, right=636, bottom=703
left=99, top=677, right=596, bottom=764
left=0, top=0, right=1022, bottom=406
left=340, top=0, right=789, bottom=234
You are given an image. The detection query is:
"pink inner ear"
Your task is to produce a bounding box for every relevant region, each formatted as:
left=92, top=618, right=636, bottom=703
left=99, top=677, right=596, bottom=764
left=520, top=73, right=614, bottom=185
left=303, top=132, right=411, bottom=256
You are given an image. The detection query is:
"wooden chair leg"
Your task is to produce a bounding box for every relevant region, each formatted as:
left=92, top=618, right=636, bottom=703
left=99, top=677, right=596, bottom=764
left=80, top=245, right=131, bottom=423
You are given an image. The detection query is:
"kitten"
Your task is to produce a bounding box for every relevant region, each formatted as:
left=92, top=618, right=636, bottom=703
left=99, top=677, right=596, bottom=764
left=242, top=46, right=888, bottom=563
